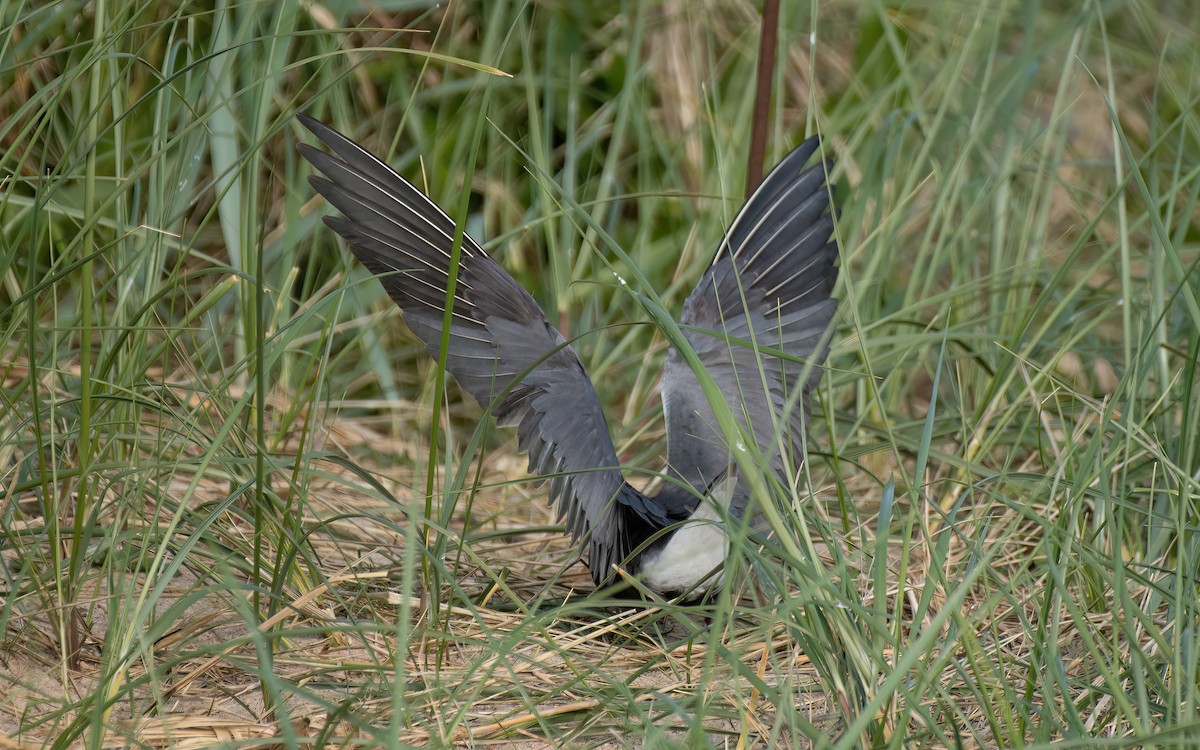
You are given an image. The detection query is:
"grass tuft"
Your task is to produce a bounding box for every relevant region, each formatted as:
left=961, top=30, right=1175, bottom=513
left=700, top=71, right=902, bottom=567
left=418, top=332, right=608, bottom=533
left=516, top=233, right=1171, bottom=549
left=1, top=0, right=1198, bottom=747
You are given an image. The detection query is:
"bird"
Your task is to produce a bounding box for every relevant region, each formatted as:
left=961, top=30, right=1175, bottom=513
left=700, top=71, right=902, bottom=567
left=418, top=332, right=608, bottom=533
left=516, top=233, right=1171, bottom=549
left=297, top=113, right=839, bottom=599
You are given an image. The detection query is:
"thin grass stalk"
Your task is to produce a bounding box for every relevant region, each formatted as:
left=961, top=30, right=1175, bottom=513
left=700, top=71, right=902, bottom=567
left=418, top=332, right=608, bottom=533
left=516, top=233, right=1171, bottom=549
left=69, top=0, right=106, bottom=682
left=745, top=0, right=779, bottom=198
left=420, top=19, right=502, bottom=672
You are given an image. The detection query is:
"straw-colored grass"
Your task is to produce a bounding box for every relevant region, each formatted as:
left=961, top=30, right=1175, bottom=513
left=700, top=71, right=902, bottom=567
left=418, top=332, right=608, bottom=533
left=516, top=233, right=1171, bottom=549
left=1, top=1, right=1198, bottom=747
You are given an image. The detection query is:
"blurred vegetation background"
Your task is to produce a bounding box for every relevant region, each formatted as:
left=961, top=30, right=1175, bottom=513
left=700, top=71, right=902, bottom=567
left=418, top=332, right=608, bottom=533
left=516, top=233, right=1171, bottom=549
left=1, top=0, right=1198, bottom=747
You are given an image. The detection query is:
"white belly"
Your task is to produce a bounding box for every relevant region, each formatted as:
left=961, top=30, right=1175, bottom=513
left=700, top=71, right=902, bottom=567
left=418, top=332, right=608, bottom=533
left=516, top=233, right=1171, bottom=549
left=637, top=476, right=735, bottom=597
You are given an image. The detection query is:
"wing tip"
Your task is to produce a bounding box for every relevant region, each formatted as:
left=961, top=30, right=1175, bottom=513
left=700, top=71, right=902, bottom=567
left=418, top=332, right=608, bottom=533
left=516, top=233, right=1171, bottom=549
left=296, top=112, right=341, bottom=148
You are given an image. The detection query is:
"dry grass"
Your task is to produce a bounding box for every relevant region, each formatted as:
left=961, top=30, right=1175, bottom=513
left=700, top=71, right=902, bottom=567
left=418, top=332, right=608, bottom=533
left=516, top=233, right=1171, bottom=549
left=0, top=379, right=1180, bottom=747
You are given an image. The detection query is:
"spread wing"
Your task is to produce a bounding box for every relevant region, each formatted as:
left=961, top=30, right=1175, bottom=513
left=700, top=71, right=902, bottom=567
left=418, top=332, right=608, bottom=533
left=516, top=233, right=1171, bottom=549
left=297, top=114, right=668, bottom=584
left=662, top=137, right=838, bottom=507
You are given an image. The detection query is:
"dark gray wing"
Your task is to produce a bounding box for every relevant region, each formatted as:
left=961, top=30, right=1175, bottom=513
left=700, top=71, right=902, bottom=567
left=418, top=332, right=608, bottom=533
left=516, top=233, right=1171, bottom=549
left=662, top=137, right=838, bottom=509
left=297, top=114, right=668, bottom=584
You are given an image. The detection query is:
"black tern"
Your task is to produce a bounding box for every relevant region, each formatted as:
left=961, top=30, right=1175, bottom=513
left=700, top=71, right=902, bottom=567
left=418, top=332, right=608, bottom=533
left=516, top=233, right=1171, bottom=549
left=298, top=114, right=838, bottom=598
